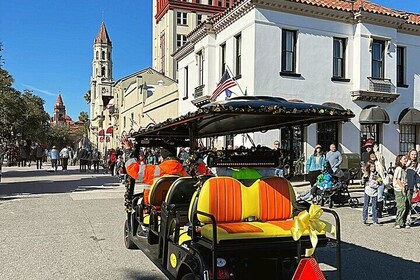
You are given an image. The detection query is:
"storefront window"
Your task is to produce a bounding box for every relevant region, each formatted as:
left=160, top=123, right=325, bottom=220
left=281, top=126, right=304, bottom=175
left=360, top=124, right=379, bottom=153
left=317, top=122, right=338, bottom=152
left=399, top=125, right=416, bottom=154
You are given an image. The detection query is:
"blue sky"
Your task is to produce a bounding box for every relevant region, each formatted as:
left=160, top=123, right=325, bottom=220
left=1, top=1, right=419, bottom=119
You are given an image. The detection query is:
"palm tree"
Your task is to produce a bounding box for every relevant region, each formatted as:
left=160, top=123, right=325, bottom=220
left=83, top=90, right=91, bottom=104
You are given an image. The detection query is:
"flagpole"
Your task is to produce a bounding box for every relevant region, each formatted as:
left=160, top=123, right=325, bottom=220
left=226, top=65, right=246, bottom=96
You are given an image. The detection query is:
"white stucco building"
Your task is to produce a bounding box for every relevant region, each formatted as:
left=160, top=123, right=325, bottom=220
left=173, top=0, right=420, bottom=168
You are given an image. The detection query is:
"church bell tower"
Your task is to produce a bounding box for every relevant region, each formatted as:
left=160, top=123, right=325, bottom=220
left=90, top=22, right=113, bottom=144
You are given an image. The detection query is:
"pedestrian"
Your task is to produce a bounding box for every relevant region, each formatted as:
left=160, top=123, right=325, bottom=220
left=361, top=139, right=374, bottom=165
left=369, top=152, right=386, bottom=218
left=109, top=149, right=117, bottom=175
left=273, top=140, right=284, bottom=177
left=19, top=141, right=28, bottom=167
left=59, top=146, right=70, bottom=171
left=49, top=146, right=59, bottom=171
left=92, top=148, right=100, bottom=172
left=405, top=159, right=419, bottom=227
left=325, top=144, right=342, bottom=173
left=393, top=155, right=408, bottom=229
left=35, top=143, right=43, bottom=169
left=306, top=144, right=326, bottom=197
left=362, top=161, right=383, bottom=226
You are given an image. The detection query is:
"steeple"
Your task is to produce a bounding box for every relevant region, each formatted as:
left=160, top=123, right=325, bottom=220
left=55, top=94, right=64, bottom=106
left=95, top=22, right=112, bottom=46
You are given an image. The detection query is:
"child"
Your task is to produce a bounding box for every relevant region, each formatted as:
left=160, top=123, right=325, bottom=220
left=362, top=161, right=383, bottom=226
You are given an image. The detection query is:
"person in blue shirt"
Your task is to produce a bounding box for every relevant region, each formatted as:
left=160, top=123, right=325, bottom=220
left=326, top=144, right=342, bottom=172
left=306, top=144, right=326, bottom=196
left=49, top=146, right=59, bottom=171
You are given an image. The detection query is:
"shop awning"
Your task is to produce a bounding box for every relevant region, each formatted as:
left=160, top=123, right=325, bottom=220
left=98, top=129, right=105, bottom=136
left=106, top=126, right=113, bottom=134
left=322, top=102, right=345, bottom=111
left=398, top=108, right=420, bottom=125
left=359, top=106, right=390, bottom=124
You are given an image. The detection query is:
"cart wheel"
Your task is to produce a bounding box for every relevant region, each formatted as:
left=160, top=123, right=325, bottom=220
left=181, top=273, right=198, bottom=280
left=349, top=198, right=359, bottom=208
left=124, top=220, right=138, bottom=249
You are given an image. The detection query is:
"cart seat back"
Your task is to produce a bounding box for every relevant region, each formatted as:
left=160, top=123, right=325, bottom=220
left=149, top=176, right=179, bottom=207
left=165, top=177, right=197, bottom=205
left=196, top=177, right=243, bottom=223
left=258, top=177, right=295, bottom=221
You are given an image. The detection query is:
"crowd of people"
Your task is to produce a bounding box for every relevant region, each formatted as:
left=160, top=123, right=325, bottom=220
left=300, top=139, right=419, bottom=228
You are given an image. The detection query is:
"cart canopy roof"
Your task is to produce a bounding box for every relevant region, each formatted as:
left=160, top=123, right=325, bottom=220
left=133, top=96, right=354, bottom=141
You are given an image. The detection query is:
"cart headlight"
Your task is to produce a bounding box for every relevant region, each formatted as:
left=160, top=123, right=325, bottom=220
left=217, top=258, right=227, bottom=268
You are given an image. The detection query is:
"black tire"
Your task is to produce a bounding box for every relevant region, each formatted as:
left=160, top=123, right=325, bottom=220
left=124, top=220, right=138, bottom=249
left=181, top=273, right=198, bottom=280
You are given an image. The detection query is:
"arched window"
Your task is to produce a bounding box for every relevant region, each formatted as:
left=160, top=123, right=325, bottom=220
left=108, top=68, right=111, bottom=78
left=108, top=52, right=111, bottom=60
left=96, top=51, right=99, bottom=59
left=101, top=51, right=105, bottom=60
left=101, top=66, right=106, bottom=76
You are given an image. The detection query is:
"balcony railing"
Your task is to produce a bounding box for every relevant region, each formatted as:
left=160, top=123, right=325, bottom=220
left=367, top=77, right=396, bottom=94
left=194, top=84, right=205, bottom=98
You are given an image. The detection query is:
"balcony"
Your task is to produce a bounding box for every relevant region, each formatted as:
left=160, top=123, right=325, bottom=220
left=351, top=77, right=399, bottom=103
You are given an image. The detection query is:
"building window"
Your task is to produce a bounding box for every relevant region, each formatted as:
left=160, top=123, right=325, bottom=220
left=123, top=116, right=126, bottom=128
left=397, top=46, right=406, bottom=86
left=220, top=43, right=226, bottom=74
left=317, top=122, right=339, bottom=153
left=282, top=29, right=297, bottom=72
left=197, top=14, right=203, bottom=24
left=218, top=0, right=222, bottom=7
left=207, top=0, right=212, bottom=5
left=400, top=125, right=416, bottom=154
left=333, top=38, right=346, bottom=78
left=101, top=66, right=105, bottom=76
left=184, top=66, right=189, bottom=99
left=198, top=51, right=204, bottom=86
left=176, top=34, right=187, bottom=48
left=101, top=51, right=105, bottom=60
left=160, top=32, right=165, bottom=75
left=360, top=124, right=379, bottom=154
left=235, top=34, right=241, bottom=77
left=372, top=40, right=385, bottom=79
left=177, top=12, right=188, bottom=25
left=226, top=0, right=230, bottom=7
left=96, top=51, right=99, bottom=59
left=108, top=52, right=111, bottom=60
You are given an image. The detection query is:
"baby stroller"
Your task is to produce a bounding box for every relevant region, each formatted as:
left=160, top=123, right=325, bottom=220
left=313, top=163, right=359, bottom=208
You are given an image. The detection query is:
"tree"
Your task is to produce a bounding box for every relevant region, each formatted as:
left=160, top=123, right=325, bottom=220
left=83, top=90, right=91, bottom=104
left=78, top=111, right=89, bottom=122
left=45, top=124, right=73, bottom=149
left=21, top=89, right=50, bottom=142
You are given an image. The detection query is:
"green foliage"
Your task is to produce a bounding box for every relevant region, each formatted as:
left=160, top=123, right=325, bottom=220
left=45, top=124, right=73, bottom=149
left=83, top=90, right=91, bottom=104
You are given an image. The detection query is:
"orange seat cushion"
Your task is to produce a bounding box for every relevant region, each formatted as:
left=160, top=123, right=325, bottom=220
left=198, top=177, right=243, bottom=223
left=218, top=223, right=264, bottom=234
left=259, top=177, right=294, bottom=221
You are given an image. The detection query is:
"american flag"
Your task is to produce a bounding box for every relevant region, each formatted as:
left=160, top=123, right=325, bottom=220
left=210, top=70, right=236, bottom=101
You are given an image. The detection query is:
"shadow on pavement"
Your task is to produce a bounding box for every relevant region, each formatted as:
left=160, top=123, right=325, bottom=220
left=123, top=269, right=165, bottom=280
left=1, top=167, right=102, bottom=178
left=317, top=241, right=420, bottom=280
left=0, top=173, right=120, bottom=197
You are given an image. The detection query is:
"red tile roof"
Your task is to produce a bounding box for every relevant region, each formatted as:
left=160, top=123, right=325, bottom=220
left=207, top=0, right=420, bottom=26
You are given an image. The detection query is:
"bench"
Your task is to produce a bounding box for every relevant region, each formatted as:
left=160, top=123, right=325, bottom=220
left=189, top=176, right=319, bottom=243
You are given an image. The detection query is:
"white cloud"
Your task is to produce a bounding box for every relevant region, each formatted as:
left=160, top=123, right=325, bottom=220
left=22, top=84, right=56, bottom=97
